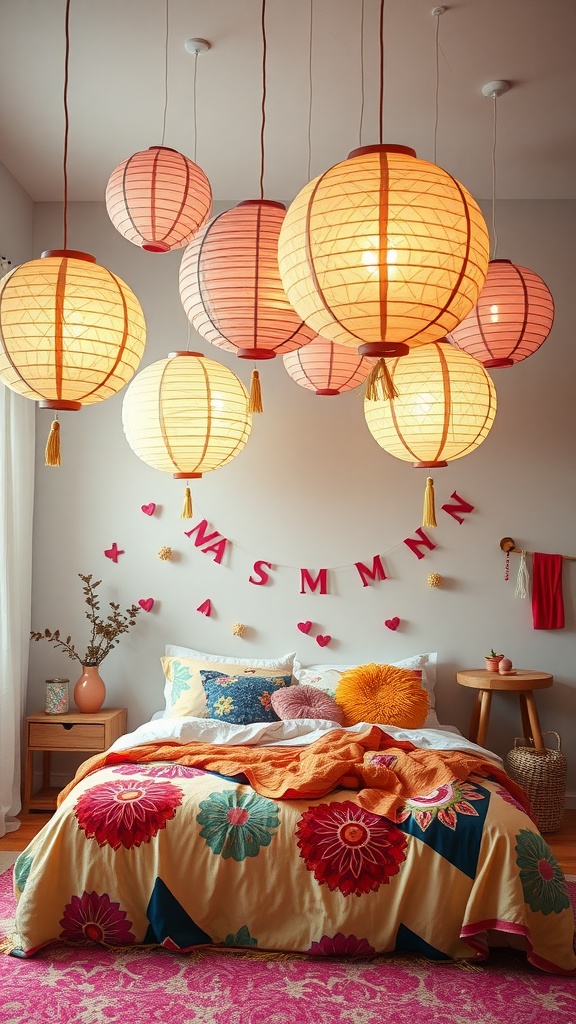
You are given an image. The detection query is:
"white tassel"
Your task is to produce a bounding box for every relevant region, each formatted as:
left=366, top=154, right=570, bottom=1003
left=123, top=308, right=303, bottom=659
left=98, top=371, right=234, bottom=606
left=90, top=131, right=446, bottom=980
left=515, top=550, right=530, bottom=599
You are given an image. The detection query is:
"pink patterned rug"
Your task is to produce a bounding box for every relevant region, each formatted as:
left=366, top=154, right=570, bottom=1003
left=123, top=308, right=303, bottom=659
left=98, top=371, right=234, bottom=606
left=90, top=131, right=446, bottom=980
left=1, top=868, right=575, bottom=1024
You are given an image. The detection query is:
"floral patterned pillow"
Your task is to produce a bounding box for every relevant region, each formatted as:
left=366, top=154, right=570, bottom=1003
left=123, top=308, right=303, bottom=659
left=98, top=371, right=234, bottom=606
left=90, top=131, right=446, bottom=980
left=200, top=671, right=291, bottom=725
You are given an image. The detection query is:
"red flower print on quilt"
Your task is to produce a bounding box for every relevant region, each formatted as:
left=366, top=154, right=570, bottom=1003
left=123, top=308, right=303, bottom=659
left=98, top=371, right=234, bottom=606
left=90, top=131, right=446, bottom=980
left=74, top=778, right=184, bottom=850
left=59, top=891, right=135, bottom=945
left=296, top=799, right=407, bottom=896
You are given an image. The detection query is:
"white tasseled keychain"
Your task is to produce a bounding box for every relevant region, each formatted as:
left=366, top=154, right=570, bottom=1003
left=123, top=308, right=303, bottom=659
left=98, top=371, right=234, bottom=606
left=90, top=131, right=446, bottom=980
left=515, top=549, right=530, bottom=598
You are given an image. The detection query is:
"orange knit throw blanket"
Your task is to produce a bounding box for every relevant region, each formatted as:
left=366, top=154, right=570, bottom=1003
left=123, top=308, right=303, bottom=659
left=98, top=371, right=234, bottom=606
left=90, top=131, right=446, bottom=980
left=57, top=726, right=530, bottom=820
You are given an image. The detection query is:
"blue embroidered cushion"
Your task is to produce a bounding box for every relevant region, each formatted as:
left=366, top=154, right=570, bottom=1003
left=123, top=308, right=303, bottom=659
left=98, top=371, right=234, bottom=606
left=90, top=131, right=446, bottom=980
left=200, top=670, right=291, bottom=725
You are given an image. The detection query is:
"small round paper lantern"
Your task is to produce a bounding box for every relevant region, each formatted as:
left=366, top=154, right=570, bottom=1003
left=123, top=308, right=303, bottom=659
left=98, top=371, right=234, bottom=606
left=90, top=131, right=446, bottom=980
left=0, top=249, right=146, bottom=408
left=363, top=340, right=497, bottom=466
left=278, top=144, right=489, bottom=358
left=179, top=199, right=316, bottom=359
left=448, top=259, right=555, bottom=367
left=106, top=146, right=212, bottom=253
left=121, top=351, right=251, bottom=479
left=283, top=337, right=373, bottom=395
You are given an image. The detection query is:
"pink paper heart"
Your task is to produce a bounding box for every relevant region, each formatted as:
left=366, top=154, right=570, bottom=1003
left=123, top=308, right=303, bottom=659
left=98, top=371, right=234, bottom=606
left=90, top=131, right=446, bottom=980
left=297, top=621, right=312, bottom=634
left=385, top=616, right=400, bottom=631
left=138, top=598, right=154, bottom=613
left=316, top=634, right=331, bottom=647
left=141, top=503, right=156, bottom=516
left=197, top=599, right=212, bottom=617
left=104, top=543, right=124, bottom=563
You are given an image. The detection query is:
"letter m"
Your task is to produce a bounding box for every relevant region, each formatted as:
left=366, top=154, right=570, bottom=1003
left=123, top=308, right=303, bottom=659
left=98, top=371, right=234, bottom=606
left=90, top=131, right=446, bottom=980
left=300, top=569, right=328, bottom=594
left=354, top=555, right=387, bottom=588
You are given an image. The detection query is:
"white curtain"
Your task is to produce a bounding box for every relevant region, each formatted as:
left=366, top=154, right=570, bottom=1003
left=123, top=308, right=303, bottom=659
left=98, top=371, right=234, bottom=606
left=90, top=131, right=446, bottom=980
left=0, top=386, right=35, bottom=838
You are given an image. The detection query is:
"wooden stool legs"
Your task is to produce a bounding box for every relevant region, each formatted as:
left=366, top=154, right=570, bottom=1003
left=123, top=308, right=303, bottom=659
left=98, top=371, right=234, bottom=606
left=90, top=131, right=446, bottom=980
left=468, top=690, right=546, bottom=751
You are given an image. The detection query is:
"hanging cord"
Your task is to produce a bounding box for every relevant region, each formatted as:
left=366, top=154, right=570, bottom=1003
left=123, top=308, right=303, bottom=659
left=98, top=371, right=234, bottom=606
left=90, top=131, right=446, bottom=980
left=62, top=0, right=71, bottom=248
left=490, top=94, right=498, bottom=258
left=160, top=0, right=169, bottom=146
left=378, top=0, right=385, bottom=144
left=192, top=50, right=199, bottom=163
left=306, top=0, right=313, bottom=181
left=358, top=0, right=365, bottom=148
left=515, top=550, right=530, bottom=598
left=259, top=0, right=267, bottom=200
left=432, top=9, right=441, bottom=165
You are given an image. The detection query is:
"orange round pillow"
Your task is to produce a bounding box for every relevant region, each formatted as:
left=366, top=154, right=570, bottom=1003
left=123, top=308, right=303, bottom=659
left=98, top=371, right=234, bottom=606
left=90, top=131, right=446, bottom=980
left=335, top=663, right=429, bottom=728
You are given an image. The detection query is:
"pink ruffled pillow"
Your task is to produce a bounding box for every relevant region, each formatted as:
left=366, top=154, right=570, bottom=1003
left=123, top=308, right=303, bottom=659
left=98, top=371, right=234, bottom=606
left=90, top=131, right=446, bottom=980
left=271, top=684, right=345, bottom=724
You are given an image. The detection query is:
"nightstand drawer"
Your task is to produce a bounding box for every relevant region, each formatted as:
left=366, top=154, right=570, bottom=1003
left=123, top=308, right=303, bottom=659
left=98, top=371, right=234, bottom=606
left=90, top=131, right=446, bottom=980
left=28, top=721, right=105, bottom=750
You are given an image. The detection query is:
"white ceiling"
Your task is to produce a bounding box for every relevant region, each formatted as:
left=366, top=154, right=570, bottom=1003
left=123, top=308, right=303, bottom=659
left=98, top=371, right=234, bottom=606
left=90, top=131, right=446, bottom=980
left=0, top=0, right=574, bottom=207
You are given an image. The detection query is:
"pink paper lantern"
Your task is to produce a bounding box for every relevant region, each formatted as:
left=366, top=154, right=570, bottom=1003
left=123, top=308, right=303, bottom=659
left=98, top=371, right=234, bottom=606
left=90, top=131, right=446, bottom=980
left=106, top=146, right=212, bottom=253
left=448, top=259, right=554, bottom=367
left=283, top=337, right=373, bottom=395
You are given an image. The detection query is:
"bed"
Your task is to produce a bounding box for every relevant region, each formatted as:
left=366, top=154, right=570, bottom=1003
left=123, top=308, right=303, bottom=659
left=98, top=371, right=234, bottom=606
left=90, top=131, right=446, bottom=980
left=11, top=649, right=576, bottom=975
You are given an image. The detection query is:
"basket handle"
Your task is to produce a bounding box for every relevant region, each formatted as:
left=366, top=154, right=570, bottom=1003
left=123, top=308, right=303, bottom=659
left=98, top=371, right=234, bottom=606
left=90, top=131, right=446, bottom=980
left=513, top=732, right=561, bottom=751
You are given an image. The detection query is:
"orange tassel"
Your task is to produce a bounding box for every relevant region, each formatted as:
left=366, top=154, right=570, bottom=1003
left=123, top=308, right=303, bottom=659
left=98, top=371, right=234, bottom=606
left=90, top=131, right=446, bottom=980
left=45, top=418, right=61, bottom=467
left=364, top=358, right=398, bottom=401
left=248, top=369, right=263, bottom=413
left=181, top=485, right=193, bottom=519
left=422, top=476, right=437, bottom=528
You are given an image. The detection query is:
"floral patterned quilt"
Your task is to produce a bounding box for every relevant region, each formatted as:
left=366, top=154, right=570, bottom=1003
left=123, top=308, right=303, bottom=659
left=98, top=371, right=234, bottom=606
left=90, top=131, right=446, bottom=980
left=12, top=723, right=576, bottom=974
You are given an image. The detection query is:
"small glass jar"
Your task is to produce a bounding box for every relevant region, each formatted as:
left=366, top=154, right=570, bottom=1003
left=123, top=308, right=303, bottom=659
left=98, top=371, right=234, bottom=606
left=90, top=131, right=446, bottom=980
left=45, top=678, right=69, bottom=715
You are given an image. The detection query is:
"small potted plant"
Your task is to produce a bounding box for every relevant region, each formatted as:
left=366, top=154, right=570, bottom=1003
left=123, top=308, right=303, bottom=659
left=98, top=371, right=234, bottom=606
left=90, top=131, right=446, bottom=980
left=485, top=649, right=505, bottom=672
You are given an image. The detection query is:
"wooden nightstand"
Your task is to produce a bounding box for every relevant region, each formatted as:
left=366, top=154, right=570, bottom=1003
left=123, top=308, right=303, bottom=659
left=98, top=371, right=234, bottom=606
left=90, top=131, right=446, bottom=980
left=456, top=670, right=552, bottom=751
left=23, top=707, right=127, bottom=812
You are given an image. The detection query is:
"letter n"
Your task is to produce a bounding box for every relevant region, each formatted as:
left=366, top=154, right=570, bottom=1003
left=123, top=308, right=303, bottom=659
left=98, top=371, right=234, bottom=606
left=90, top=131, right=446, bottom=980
left=403, top=528, right=436, bottom=560
left=441, top=491, right=475, bottom=524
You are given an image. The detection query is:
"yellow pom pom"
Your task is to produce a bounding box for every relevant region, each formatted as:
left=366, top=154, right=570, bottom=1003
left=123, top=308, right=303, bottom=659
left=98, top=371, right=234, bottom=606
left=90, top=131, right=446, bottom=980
left=335, top=663, right=429, bottom=729
left=232, top=622, right=247, bottom=637
left=427, top=572, right=443, bottom=588
left=158, top=546, right=173, bottom=561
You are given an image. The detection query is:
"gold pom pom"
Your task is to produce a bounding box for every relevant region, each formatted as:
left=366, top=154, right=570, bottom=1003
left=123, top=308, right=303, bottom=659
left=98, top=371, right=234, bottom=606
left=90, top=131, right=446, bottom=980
left=158, top=546, right=173, bottom=561
left=427, top=572, right=443, bottom=588
left=232, top=622, right=247, bottom=637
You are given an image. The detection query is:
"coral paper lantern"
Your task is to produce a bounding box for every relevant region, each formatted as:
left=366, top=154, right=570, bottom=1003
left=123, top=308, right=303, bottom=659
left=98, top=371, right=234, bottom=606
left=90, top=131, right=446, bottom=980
left=179, top=200, right=316, bottom=360
left=363, top=340, right=497, bottom=467
left=448, top=259, right=554, bottom=367
left=121, top=351, right=251, bottom=514
left=0, top=249, right=146, bottom=408
left=278, top=144, right=489, bottom=358
left=105, top=146, right=212, bottom=253
left=283, top=337, right=373, bottom=396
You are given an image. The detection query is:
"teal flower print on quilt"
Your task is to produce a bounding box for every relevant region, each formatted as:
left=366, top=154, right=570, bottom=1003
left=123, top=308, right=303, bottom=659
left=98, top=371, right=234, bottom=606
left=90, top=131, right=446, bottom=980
left=515, top=828, right=570, bottom=914
left=169, top=659, right=193, bottom=706
left=197, top=789, right=280, bottom=860
left=223, top=925, right=258, bottom=948
left=14, top=851, right=34, bottom=893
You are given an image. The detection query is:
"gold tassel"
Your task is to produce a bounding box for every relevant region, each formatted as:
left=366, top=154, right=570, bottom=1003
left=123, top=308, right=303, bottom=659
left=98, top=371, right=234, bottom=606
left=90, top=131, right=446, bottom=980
left=364, top=357, right=398, bottom=401
left=422, top=476, right=437, bottom=528
left=181, top=485, right=193, bottom=519
left=45, top=418, right=61, bottom=467
left=248, top=369, right=263, bottom=413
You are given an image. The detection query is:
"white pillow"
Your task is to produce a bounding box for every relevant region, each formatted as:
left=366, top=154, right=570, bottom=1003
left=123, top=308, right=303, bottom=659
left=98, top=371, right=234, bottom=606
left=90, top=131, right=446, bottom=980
left=293, top=653, right=439, bottom=729
left=165, top=645, right=296, bottom=672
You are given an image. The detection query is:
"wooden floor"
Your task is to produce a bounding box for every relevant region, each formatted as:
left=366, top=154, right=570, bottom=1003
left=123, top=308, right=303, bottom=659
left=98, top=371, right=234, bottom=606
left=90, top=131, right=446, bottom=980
left=2, top=809, right=576, bottom=874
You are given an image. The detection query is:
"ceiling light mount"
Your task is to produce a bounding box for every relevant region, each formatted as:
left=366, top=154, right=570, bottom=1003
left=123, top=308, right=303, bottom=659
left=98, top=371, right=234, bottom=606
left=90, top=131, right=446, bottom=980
left=185, top=38, right=211, bottom=55
left=431, top=7, right=446, bottom=16
left=482, top=80, right=511, bottom=99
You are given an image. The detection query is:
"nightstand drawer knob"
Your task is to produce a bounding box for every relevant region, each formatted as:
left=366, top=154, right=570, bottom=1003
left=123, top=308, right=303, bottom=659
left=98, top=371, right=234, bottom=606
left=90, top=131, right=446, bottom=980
left=62, top=723, right=74, bottom=730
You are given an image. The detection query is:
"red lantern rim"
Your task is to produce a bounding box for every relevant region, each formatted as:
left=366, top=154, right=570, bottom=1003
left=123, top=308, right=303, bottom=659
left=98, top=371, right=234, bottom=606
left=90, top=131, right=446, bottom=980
left=347, top=144, right=417, bottom=160
left=237, top=199, right=286, bottom=210
left=173, top=472, right=203, bottom=480
left=413, top=461, right=448, bottom=469
left=168, top=351, right=205, bottom=358
left=484, top=358, right=514, bottom=368
left=41, top=249, right=96, bottom=263
left=142, top=242, right=171, bottom=253
left=315, top=389, right=340, bottom=396
left=358, top=342, right=410, bottom=357
left=147, top=146, right=179, bottom=154
left=39, top=400, right=82, bottom=411
left=236, top=348, right=277, bottom=360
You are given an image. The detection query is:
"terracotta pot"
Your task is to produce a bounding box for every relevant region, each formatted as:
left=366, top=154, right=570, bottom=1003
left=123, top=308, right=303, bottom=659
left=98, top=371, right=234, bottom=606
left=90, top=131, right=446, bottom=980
left=485, top=655, right=504, bottom=673
left=73, top=664, right=106, bottom=713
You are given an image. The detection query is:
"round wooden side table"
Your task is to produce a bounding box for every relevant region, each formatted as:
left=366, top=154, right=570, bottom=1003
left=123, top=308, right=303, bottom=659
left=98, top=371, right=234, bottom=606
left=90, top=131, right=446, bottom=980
left=456, top=669, right=553, bottom=751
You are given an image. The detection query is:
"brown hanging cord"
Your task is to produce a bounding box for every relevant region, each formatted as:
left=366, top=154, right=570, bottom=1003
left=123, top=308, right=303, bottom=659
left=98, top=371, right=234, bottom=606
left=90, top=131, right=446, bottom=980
left=62, top=0, right=71, bottom=248
left=259, top=0, right=267, bottom=201
left=378, top=0, right=385, bottom=144
left=422, top=476, right=437, bottom=528
left=365, top=358, right=398, bottom=401
left=248, top=369, right=264, bottom=413
left=181, top=485, right=193, bottom=519
left=45, top=418, right=61, bottom=467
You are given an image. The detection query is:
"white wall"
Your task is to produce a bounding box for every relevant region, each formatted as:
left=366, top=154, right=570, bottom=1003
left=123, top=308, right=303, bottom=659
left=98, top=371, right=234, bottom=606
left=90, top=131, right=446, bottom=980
left=26, top=197, right=576, bottom=795
left=0, top=161, right=33, bottom=269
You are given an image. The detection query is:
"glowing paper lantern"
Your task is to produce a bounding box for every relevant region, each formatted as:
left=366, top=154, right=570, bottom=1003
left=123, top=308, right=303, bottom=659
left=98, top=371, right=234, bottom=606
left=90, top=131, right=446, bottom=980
left=278, top=144, right=489, bottom=359
left=179, top=200, right=316, bottom=360
left=121, top=350, right=251, bottom=515
left=283, top=337, right=373, bottom=395
left=0, top=248, right=146, bottom=415
left=363, top=340, right=497, bottom=466
left=106, top=146, right=212, bottom=253
left=448, top=259, right=554, bottom=367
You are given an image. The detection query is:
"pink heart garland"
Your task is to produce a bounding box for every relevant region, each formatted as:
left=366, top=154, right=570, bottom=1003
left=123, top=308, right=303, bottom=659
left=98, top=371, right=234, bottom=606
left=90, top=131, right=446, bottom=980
left=141, top=503, right=156, bottom=516
left=138, top=598, right=154, bottom=613
left=316, top=634, right=331, bottom=647
left=104, top=543, right=124, bottom=563
left=297, top=621, right=312, bottom=634
left=385, top=616, right=400, bottom=631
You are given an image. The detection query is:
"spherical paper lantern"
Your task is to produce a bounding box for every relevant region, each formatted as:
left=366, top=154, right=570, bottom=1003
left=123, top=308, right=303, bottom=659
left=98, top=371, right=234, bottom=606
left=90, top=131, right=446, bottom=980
left=122, top=350, right=251, bottom=514
left=283, top=336, right=373, bottom=395
left=278, top=144, right=489, bottom=358
left=0, top=249, right=146, bottom=408
left=363, top=340, right=497, bottom=467
left=106, top=146, right=212, bottom=253
left=448, top=258, right=554, bottom=367
left=179, top=199, right=316, bottom=360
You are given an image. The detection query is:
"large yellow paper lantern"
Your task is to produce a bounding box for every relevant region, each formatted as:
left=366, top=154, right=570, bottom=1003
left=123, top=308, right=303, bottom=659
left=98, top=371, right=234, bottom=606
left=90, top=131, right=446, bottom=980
left=448, top=258, right=555, bottom=367
left=106, top=146, right=212, bottom=253
left=121, top=350, right=251, bottom=514
left=0, top=249, right=146, bottom=409
left=283, top=337, right=373, bottom=395
left=363, top=340, right=497, bottom=466
left=278, top=144, right=489, bottom=358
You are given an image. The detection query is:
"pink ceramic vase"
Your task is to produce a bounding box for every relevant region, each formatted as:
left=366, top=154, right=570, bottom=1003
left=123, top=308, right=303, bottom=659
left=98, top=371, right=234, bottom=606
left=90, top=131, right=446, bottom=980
left=73, top=664, right=106, bottom=713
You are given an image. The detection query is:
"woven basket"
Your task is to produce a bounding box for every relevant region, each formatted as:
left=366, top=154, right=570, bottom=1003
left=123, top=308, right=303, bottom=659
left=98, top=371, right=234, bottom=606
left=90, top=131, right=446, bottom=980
left=505, top=732, right=567, bottom=833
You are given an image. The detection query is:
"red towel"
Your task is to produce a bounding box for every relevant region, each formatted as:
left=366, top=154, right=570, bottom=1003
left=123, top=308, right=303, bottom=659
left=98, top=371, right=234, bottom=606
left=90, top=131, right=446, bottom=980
left=532, top=552, right=564, bottom=629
